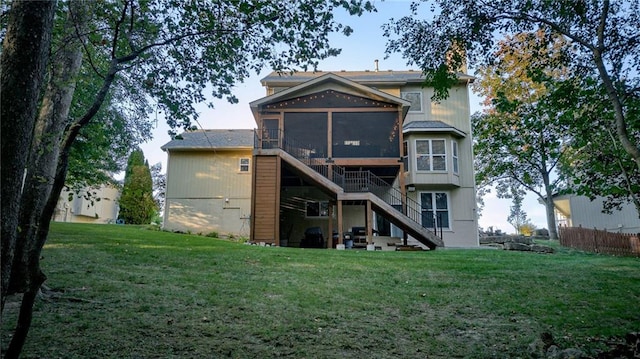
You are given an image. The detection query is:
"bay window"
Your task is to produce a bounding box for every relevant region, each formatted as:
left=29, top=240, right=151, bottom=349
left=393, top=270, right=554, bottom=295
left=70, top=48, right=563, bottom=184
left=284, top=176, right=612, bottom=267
left=416, top=139, right=446, bottom=171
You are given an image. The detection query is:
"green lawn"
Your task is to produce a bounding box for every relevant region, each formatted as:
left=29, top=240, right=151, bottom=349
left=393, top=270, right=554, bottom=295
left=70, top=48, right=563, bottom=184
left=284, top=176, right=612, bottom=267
left=2, top=223, right=639, bottom=358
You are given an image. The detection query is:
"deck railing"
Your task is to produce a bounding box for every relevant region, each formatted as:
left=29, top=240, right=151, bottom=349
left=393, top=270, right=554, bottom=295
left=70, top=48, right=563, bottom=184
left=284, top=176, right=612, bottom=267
left=254, top=129, right=441, bottom=237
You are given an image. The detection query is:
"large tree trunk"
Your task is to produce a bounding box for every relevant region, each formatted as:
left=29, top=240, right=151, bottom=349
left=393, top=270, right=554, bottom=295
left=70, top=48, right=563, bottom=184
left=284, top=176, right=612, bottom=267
left=542, top=173, right=559, bottom=240
left=544, top=196, right=559, bottom=240
left=4, top=2, right=88, bottom=357
left=10, top=0, right=87, bottom=296
left=0, top=0, right=56, bottom=312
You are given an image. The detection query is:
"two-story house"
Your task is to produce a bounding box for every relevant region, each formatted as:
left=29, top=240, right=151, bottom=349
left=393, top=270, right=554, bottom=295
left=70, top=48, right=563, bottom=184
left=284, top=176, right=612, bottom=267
left=250, top=71, right=478, bottom=248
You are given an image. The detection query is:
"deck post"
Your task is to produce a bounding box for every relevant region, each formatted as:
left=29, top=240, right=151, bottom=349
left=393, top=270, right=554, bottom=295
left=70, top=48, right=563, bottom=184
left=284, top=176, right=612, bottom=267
left=337, top=200, right=343, bottom=245
left=328, top=202, right=334, bottom=248
left=366, top=200, right=373, bottom=244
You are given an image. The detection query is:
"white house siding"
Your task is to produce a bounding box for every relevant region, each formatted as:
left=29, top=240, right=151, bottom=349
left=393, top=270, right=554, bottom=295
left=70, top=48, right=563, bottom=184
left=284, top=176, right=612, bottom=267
left=163, top=150, right=252, bottom=236
left=567, top=196, right=640, bottom=234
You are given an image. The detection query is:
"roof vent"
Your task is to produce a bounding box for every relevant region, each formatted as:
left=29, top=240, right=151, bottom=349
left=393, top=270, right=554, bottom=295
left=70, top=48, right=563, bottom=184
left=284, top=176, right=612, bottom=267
left=374, top=59, right=379, bottom=72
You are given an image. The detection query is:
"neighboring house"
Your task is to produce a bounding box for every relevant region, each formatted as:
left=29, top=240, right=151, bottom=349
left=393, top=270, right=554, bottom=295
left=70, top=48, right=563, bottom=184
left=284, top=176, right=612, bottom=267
left=249, top=70, right=479, bottom=248
left=53, top=184, right=120, bottom=224
left=161, top=129, right=253, bottom=236
left=553, top=194, right=640, bottom=234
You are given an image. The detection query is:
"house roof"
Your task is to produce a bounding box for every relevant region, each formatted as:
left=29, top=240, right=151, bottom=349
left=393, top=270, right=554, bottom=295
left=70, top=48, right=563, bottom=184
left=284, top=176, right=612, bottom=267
left=260, top=70, right=475, bottom=87
left=403, top=121, right=467, bottom=138
left=160, top=129, right=254, bottom=151
left=250, top=72, right=412, bottom=119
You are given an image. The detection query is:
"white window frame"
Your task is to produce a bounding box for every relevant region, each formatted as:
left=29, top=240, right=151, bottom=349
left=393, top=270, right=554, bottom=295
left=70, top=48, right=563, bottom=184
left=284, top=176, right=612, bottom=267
left=451, top=141, right=459, bottom=174
left=305, top=201, right=329, bottom=218
left=239, top=158, right=250, bottom=172
left=419, top=191, right=451, bottom=230
left=401, top=91, right=423, bottom=113
left=415, top=139, right=447, bottom=172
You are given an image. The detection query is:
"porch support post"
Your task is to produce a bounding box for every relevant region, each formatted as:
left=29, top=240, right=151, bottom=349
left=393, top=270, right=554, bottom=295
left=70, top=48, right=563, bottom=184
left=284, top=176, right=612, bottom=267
left=366, top=200, right=373, bottom=244
left=328, top=201, right=334, bottom=248
left=397, top=107, right=406, bottom=198
left=337, top=200, right=343, bottom=245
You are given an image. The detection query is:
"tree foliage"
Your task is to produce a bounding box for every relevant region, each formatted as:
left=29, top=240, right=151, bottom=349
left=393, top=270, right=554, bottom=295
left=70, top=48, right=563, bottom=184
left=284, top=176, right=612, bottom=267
left=507, top=186, right=530, bottom=235
left=557, top=78, right=640, bottom=217
left=383, top=0, right=640, bottom=173
left=119, top=149, right=157, bottom=225
left=471, top=32, right=571, bottom=239
left=1, top=0, right=375, bottom=356
left=150, top=162, right=166, bottom=214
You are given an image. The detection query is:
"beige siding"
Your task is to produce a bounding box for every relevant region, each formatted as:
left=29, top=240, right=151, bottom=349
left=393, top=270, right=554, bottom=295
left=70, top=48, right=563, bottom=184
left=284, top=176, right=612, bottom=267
left=429, top=84, right=472, bottom=132
left=164, top=198, right=251, bottom=236
left=53, top=185, right=120, bottom=224
left=401, top=84, right=472, bottom=131
left=446, top=187, right=479, bottom=247
left=378, top=88, right=400, bottom=97
left=166, top=150, right=252, bottom=199
left=164, top=149, right=253, bottom=236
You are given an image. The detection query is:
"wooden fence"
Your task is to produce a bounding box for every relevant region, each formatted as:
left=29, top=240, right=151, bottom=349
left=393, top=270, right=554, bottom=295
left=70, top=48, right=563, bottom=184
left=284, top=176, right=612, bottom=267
left=558, top=226, right=640, bottom=257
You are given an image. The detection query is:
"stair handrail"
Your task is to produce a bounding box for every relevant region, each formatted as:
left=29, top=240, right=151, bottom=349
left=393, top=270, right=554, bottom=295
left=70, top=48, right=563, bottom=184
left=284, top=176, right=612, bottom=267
left=339, top=169, right=440, bottom=236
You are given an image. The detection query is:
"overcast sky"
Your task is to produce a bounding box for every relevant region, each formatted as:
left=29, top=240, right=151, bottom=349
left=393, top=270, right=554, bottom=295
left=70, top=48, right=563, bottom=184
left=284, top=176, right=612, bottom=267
left=140, top=0, right=549, bottom=233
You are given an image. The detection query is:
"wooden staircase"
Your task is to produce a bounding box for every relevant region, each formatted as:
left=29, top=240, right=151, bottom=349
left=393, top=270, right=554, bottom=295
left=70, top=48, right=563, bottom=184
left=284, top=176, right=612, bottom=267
left=256, top=145, right=444, bottom=249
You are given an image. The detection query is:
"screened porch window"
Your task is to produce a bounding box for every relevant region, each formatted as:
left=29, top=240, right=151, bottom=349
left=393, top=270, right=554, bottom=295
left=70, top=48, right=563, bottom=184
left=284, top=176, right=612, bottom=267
left=332, top=112, right=399, bottom=158
left=284, top=112, right=327, bottom=158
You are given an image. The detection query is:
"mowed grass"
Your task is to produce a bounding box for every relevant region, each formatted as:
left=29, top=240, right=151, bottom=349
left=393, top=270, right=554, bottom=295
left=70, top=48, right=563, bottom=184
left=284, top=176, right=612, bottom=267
left=2, top=223, right=639, bottom=358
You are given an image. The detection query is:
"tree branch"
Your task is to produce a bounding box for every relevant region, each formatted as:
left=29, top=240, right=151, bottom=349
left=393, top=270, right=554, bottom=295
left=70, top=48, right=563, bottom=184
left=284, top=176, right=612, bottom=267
left=111, top=0, right=130, bottom=59
left=596, top=0, right=610, bottom=54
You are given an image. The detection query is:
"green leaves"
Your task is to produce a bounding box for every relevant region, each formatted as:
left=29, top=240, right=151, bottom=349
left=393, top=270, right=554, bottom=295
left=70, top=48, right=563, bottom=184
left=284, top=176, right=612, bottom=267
left=471, top=31, right=574, bottom=237
left=384, top=0, right=640, bottom=179
left=69, top=0, right=375, bottom=134
left=557, top=77, right=640, bottom=215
